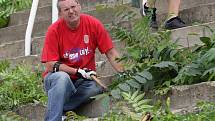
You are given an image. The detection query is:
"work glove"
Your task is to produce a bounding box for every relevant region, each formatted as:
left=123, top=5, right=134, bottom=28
left=76, top=68, right=97, bottom=80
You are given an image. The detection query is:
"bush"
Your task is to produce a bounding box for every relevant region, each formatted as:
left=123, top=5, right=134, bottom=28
left=0, top=0, right=32, bottom=28
left=0, top=61, right=46, bottom=111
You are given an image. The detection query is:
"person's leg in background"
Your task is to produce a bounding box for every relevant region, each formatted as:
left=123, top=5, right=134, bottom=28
left=164, top=0, right=186, bottom=29
left=140, top=0, right=186, bottom=29
left=140, top=0, right=158, bottom=29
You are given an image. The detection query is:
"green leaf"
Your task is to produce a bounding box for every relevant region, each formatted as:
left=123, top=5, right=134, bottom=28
left=91, top=93, right=109, bottom=100
left=203, top=67, right=215, bottom=77
left=137, top=71, right=153, bottom=80
left=152, top=61, right=178, bottom=72
left=121, top=92, right=131, bottom=100
left=131, top=90, right=139, bottom=100
left=111, top=89, right=121, bottom=99
left=126, top=79, right=141, bottom=89
left=101, top=96, right=110, bottom=112
left=136, top=99, right=151, bottom=107
left=139, top=105, right=153, bottom=110
left=127, top=47, right=141, bottom=60
left=132, top=75, right=147, bottom=84
left=118, top=83, right=130, bottom=92
left=200, top=37, right=212, bottom=47
left=170, top=49, right=178, bottom=59
left=187, top=68, right=202, bottom=76
left=201, top=48, right=215, bottom=63
left=133, top=93, right=145, bottom=103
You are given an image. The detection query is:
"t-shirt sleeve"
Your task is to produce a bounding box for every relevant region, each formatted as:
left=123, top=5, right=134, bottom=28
left=95, top=20, right=114, bottom=54
left=41, top=28, right=60, bottom=63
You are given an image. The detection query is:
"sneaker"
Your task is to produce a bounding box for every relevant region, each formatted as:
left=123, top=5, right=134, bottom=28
left=63, top=111, right=77, bottom=121
left=164, top=16, right=186, bottom=29
left=140, top=4, right=158, bottom=29
left=62, top=115, right=67, bottom=121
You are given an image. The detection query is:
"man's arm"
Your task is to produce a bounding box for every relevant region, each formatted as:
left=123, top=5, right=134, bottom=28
left=105, top=48, right=124, bottom=73
left=44, top=61, right=77, bottom=74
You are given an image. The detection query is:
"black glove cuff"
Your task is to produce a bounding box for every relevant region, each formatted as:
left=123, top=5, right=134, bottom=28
left=53, top=61, right=62, bottom=73
left=76, top=68, right=83, bottom=78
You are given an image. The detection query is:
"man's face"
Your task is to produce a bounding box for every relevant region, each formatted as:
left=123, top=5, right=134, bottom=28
left=58, top=0, right=81, bottom=24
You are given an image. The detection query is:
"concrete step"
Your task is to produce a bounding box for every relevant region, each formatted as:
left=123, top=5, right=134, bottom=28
left=8, top=0, right=215, bottom=26
left=15, top=81, right=215, bottom=119
left=0, top=38, right=122, bottom=77
left=171, top=21, right=215, bottom=47
left=0, top=35, right=122, bottom=58
left=9, top=1, right=215, bottom=28
left=157, top=2, right=215, bottom=26
left=38, top=0, right=215, bottom=12
left=0, top=20, right=51, bottom=45
left=1, top=21, right=215, bottom=76
left=3, top=54, right=115, bottom=87
left=38, top=0, right=131, bottom=8
left=10, top=0, right=131, bottom=26
left=170, top=81, right=215, bottom=113
left=1, top=20, right=214, bottom=59
left=9, top=5, right=125, bottom=26
left=9, top=5, right=52, bottom=26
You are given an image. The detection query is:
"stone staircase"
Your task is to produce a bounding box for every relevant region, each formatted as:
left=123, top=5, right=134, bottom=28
left=0, top=0, right=215, bottom=120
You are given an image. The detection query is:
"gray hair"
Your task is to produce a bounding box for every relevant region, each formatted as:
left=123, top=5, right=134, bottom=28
left=57, top=0, right=79, bottom=12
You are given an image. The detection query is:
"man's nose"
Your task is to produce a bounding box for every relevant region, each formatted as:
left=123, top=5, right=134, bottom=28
left=69, top=8, right=75, bottom=13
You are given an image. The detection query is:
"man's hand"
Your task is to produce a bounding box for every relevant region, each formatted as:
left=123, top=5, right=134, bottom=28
left=76, top=68, right=97, bottom=80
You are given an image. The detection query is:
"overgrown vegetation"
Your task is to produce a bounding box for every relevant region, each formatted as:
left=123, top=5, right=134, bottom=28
left=0, top=60, right=46, bottom=111
left=0, top=3, right=215, bottom=121
left=104, top=5, right=215, bottom=97
left=0, top=0, right=32, bottom=28
left=95, top=5, right=215, bottom=121
left=99, top=93, right=215, bottom=121
left=0, top=111, right=28, bottom=121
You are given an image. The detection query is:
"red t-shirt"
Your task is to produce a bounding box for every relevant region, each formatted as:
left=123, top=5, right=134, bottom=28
left=41, top=14, right=113, bottom=77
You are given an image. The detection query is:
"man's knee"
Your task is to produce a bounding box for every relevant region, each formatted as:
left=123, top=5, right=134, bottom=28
left=48, top=71, right=73, bottom=90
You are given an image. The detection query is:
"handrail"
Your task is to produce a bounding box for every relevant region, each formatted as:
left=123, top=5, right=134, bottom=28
left=25, top=0, right=39, bottom=56
left=52, top=0, right=59, bottom=23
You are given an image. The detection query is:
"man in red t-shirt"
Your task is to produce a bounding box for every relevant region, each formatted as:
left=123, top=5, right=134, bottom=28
left=41, top=0, right=124, bottom=120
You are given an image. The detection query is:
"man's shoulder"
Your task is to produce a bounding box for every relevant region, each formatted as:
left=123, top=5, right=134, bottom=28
left=81, top=14, right=101, bottom=23
left=48, top=19, right=64, bottom=31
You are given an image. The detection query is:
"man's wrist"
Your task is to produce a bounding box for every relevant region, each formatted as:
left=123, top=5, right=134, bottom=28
left=75, top=68, right=78, bottom=75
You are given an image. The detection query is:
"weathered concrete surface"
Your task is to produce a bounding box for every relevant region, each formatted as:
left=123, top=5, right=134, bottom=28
left=15, top=104, right=46, bottom=121
left=157, top=2, right=215, bottom=26
left=11, top=0, right=132, bottom=26
left=9, top=0, right=215, bottom=26
left=179, top=2, right=215, bottom=26
left=0, top=20, right=51, bottom=45
left=15, top=76, right=114, bottom=120
left=9, top=6, right=52, bottom=26
left=2, top=20, right=215, bottom=60
left=9, top=5, right=138, bottom=27
left=15, top=81, right=215, bottom=119
left=155, top=0, right=215, bottom=14
left=15, top=103, right=100, bottom=121
left=9, top=2, right=215, bottom=33
left=1, top=54, right=117, bottom=78
left=170, top=81, right=215, bottom=113
left=38, top=0, right=215, bottom=13
left=171, top=21, right=215, bottom=47
left=38, top=0, right=131, bottom=9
